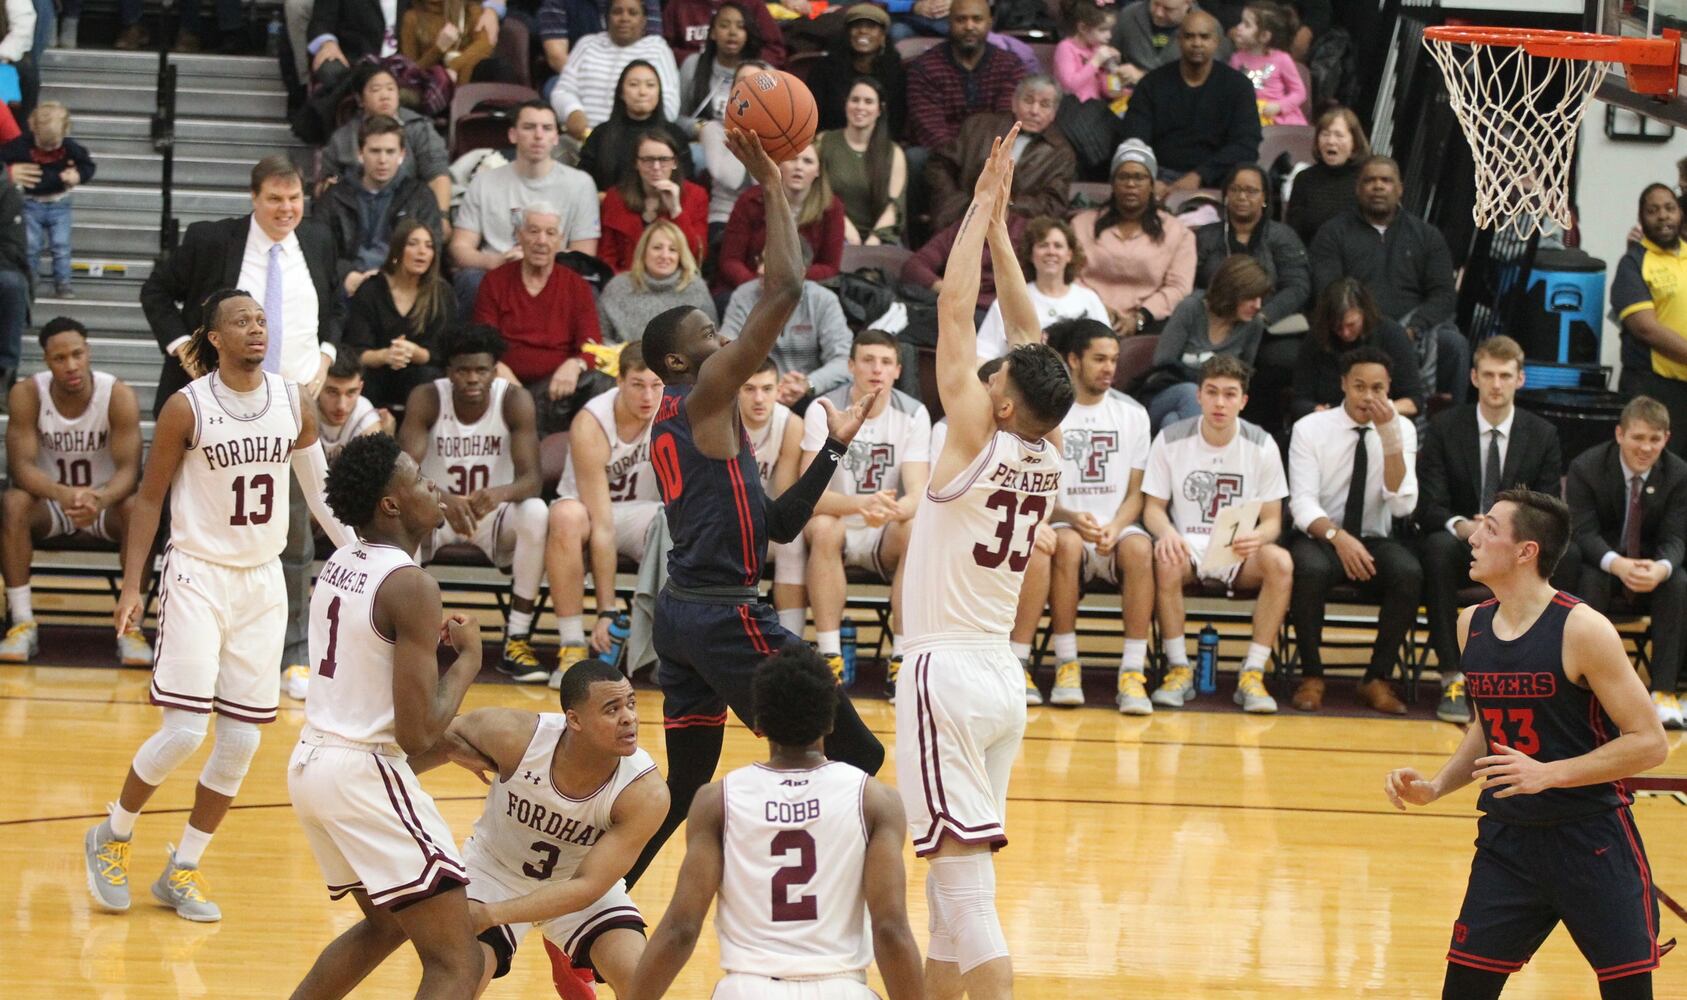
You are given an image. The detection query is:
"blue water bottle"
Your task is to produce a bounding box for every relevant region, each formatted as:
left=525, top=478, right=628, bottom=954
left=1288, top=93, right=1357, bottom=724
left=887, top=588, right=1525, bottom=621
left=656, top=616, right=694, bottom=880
left=839, top=621, right=857, bottom=687
left=1196, top=624, right=1219, bottom=695
left=604, top=613, right=631, bottom=669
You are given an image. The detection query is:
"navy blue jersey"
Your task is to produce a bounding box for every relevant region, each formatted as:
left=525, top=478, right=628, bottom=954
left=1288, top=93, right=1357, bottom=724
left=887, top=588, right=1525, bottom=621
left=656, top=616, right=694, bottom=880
left=651, top=385, right=767, bottom=589
left=1465, top=593, right=1631, bottom=825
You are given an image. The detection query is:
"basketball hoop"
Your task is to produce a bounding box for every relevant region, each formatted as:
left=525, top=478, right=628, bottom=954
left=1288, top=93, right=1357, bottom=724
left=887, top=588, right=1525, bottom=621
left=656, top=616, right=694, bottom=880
left=1422, top=25, right=1682, bottom=235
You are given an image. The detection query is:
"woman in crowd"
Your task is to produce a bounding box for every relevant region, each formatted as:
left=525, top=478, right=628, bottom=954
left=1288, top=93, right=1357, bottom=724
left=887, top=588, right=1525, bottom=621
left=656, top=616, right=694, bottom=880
left=400, top=0, right=518, bottom=100
left=344, top=219, right=452, bottom=411
left=1145, top=254, right=1272, bottom=429
left=1071, top=139, right=1196, bottom=335
left=599, top=131, right=709, bottom=273
left=1288, top=276, right=1424, bottom=422
left=1286, top=105, right=1368, bottom=245
left=320, top=65, right=451, bottom=217
left=678, top=2, right=760, bottom=130
left=597, top=220, right=718, bottom=344
left=549, top=0, right=681, bottom=142
left=816, top=78, right=906, bottom=247
left=1195, top=163, right=1311, bottom=328
left=976, top=217, right=1109, bottom=359
left=809, top=3, right=905, bottom=136
left=713, top=142, right=845, bottom=294
left=578, top=59, right=696, bottom=191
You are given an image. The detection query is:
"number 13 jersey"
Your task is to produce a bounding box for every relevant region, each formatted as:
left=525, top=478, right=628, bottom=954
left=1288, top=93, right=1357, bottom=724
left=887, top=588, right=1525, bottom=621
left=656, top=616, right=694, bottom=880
left=172, top=371, right=301, bottom=567
left=420, top=378, right=514, bottom=496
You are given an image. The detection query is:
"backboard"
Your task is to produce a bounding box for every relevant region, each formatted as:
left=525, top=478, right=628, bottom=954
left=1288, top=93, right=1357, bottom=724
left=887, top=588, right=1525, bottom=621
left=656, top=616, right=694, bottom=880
left=1595, top=0, right=1687, bottom=127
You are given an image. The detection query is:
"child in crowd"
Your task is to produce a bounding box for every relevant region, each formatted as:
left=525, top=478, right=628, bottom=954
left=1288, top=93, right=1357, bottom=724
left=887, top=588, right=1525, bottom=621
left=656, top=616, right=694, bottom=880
left=1228, top=1, right=1308, bottom=126
left=1, top=103, right=96, bottom=299
left=1053, top=2, right=1126, bottom=104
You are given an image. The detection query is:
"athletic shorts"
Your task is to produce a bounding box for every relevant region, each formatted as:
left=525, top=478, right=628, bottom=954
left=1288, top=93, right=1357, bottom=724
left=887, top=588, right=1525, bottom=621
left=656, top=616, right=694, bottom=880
left=842, top=524, right=889, bottom=580
left=41, top=499, right=115, bottom=542
left=712, top=972, right=877, bottom=1000
left=467, top=853, right=644, bottom=980
left=894, top=638, right=1025, bottom=857
left=653, top=590, right=797, bottom=729
left=1447, top=810, right=1664, bottom=982
left=149, top=545, right=286, bottom=723
left=420, top=500, right=518, bottom=569
left=288, top=728, right=469, bottom=910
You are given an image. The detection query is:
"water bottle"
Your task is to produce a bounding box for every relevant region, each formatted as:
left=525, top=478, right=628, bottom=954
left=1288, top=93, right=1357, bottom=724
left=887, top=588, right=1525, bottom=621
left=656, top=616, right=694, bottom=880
left=603, top=613, right=631, bottom=669
left=1196, top=624, right=1219, bottom=695
left=266, top=13, right=284, bottom=57
left=839, top=621, right=857, bottom=687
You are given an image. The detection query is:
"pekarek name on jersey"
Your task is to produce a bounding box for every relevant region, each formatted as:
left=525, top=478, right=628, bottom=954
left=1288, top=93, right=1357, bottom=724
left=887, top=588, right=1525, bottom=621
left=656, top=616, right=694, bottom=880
left=986, top=462, right=1060, bottom=494
left=202, top=435, right=293, bottom=470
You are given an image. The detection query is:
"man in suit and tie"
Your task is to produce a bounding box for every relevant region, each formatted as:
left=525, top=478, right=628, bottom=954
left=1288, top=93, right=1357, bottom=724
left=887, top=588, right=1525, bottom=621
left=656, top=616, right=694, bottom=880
left=1565, top=395, right=1687, bottom=730
left=1416, top=335, right=1562, bottom=723
left=140, top=154, right=343, bottom=691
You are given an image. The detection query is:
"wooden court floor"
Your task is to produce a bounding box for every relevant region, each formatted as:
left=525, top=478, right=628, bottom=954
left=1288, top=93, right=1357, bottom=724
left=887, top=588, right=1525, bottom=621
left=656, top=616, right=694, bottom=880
left=3, top=663, right=1685, bottom=999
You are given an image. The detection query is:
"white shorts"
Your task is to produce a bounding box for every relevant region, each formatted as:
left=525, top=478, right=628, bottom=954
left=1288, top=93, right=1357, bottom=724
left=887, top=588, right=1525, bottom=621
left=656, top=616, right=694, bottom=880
left=843, top=524, right=889, bottom=579
left=421, top=500, right=519, bottom=568
left=1079, top=542, right=1119, bottom=587
left=893, top=641, right=1025, bottom=857
left=608, top=500, right=661, bottom=562
left=465, top=852, right=644, bottom=979
left=712, top=972, right=877, bottom=1000
left=771, top=535, right=807, bottom=587
left=149, top=546, right=286, bottom=723
left=1187, top=549, right=1243, bottom=588
left=287, top=729, right=469, bottom=909
left=41, top=499, right=115, bottom=542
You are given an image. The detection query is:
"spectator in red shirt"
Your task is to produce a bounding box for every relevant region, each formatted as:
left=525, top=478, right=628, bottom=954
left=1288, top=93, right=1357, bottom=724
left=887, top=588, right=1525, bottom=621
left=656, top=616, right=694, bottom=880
left=905, top=0, right=1026, bottom=150
left=472, top=201, right=603, bottom=433
left=713, top=142, right=845, bottom=295
left=598, top=131, right=709, bottom=273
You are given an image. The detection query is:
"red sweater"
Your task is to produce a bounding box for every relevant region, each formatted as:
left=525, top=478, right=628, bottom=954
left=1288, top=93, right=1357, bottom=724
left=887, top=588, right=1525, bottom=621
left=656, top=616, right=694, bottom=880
left=599, top=182, right=710, bottom=274
left=472, top=261, right=602, bottom=383
left=713, top=186, right=846, bottom=293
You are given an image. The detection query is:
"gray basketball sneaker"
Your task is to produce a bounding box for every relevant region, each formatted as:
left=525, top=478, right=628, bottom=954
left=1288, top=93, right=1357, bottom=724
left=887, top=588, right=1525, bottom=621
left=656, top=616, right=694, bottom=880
left=84, top=816, right=131, bottom=911
left=1233, top=669, right=1279, bottom=714
left=151, top=847, right=221, bottom=922
left=1151, top=665, right=1198, bottom=707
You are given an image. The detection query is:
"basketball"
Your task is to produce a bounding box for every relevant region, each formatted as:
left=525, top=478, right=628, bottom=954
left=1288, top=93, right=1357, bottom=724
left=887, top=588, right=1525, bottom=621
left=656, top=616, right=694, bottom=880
left=724, top=70, right=817, bottom=163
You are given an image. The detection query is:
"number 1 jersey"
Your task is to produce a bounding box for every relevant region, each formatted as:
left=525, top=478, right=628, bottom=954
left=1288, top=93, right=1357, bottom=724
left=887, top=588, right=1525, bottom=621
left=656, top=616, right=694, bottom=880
left=305, top=540, right=420, bottom=745
left=171, top=371, right=300, bottom=567
left=420, top=378, right=515, bottom=496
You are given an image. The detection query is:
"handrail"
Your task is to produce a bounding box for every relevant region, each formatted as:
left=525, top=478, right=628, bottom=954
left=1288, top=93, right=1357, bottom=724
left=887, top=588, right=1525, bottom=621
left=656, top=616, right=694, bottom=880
left=150, top=29, right=178, bottom=253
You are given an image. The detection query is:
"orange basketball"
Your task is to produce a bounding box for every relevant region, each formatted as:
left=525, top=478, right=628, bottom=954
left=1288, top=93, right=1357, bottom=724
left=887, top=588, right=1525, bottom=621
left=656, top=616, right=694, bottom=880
left=724, top=70, right=818, bottom=163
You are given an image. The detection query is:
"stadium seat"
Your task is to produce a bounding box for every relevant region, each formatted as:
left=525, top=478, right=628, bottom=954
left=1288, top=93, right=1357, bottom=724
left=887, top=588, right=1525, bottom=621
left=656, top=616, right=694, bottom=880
left=495, top=17, right=533, bottom=88
left=1027, top=42, right=1055, bottom=74
left=841, top=243, right=913, bottom=276
left=448, top=82, right=540, bottom=159
left=1112, top=333, right=1158, bottom=394
left=1258, top=124, right=1316, bottom=171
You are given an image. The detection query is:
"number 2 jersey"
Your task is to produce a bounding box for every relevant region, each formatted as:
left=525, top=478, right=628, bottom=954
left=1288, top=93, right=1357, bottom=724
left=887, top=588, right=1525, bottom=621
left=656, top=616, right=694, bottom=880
left=716, top=761, right=872, bottom=979
left=420, top=377, right=515, bottom=496
left=171, top=371, right=301, bottom=567
left=555, top=386, right=659, bottom=502
left=1465, top=593, right=1630, bottom=825
left=902, top=429, right=1059, bottom=643
left=32, top=369, right=117, bottom=490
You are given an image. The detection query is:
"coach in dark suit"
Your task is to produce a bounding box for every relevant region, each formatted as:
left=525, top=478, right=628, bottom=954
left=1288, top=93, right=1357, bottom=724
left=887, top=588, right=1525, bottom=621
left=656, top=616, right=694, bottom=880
left=1416, top=336, right=1562, bottom=723
left=140, top=155, right=344, bottom=679
left=1565, top=396, right=1687, bottom=730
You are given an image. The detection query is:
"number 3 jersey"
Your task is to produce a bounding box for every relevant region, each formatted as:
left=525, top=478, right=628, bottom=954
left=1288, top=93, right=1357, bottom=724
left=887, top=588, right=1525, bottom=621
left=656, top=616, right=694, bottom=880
left=463, top=714, right=658, bottom=884
left=305, top=540, right=420, bottom=744
left=1141, top=416, right=1287, bottom=563
left=172, top=371, right=301, bottom=567
left=32, top=369, right=117, bottom=489
left=716, top=761, right=872, bottom=979
left=420, top=378, right=515, bottom=496
left=902, top=429, right=1059, bottom=643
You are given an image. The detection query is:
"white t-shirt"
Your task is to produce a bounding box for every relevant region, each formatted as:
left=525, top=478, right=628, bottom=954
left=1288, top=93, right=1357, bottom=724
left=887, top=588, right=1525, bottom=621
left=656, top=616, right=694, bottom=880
left=974, top=283, right=1110, bottom=360
left=1057, top=389, right=1152, bottom=523
left=456, top=161, right=601, bottom=254
left=1142, top=416, right=1287, bottom=562
left=746, top=402, right=795, bottom=491
left=800, top=386, right=931, bottom=526
left=317, top=396, right=382, bottom=463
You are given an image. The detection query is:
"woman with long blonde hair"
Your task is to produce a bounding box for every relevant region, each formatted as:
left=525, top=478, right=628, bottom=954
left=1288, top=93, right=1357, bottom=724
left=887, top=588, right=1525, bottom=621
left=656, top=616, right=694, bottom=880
left=597, top=220, right=719, bottom=344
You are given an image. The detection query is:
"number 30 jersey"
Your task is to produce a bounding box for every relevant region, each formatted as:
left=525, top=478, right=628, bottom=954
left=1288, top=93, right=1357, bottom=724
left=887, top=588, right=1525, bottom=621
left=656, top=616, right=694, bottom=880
left=420, top=378, right=515, bottom=496
left=305, top=540, right=420, bottom=745
left=902, top=430, right=1059, bottom=644
left=171, top=371, right=300, bottom=567
left=716, top=761, right=872, bottom=979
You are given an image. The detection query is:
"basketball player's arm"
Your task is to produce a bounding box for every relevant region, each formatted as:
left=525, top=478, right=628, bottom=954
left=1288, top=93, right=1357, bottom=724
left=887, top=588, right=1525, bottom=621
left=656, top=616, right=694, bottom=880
left=1387, top=607, right=1486, bottom=809
left=113, top=395, right=194, bottom=633
left=290, top=402, right=357, bottom=549
left=1098, top=468, right=1147, bottom=549
left=862, top=780, right=925, bottom=1000
left=570, top=408, right=623, bottom=631
left=2, top=378, right=69, bottom=503
left=686, top=131, right=804, bottom=438
left=1474, top=605, right=1669, bottom=798
left=478, top=770, right=670, bottom=929
left=770, top=412, right=804, bottom=496
left=472, top=384, right=540, bottom=510
left=766, top=391, right=881, bottom=543
left=1142, top=494, right=1190, bottom=565
left=985, top=154, right=1039, bottom=352
left=621, top=783, right=724, bottom=1000
left=894, top=461, right=929, bottom=521
left=407, top=706, right=533, bottom=780
left=97, top=380, right=144, bottom=509
left=386, top=568, right=483, bottom=758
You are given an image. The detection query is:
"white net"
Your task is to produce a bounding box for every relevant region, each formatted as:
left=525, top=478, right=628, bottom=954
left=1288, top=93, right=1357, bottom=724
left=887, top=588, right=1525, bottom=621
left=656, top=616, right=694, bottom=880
left=1424, top=37, right=1609, bottom=236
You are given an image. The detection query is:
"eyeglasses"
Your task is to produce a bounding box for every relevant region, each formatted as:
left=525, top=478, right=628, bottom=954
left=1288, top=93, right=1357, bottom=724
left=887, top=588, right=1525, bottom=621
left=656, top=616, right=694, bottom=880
left=638, top=155, right=677, bottom=166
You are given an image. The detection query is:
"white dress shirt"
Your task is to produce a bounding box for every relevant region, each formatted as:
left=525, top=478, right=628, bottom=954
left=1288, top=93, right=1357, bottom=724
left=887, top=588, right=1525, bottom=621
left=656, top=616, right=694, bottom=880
left=1289, top=404, right=1419, bottom=538
left=1598, top=460, right=1674, bottom=577
left=238, top=218, right=330, bottom=384
left=1445, top=406, right=1514, bottom=535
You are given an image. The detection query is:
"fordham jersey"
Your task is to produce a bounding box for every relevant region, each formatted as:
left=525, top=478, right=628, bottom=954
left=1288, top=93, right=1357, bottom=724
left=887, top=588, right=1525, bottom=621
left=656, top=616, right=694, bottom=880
left=420, top=378, right=515, bottom=497
left=1142, top=417, right=1287, bottom=562
left=463, top=714, right=658, bottom=882
left=318, top=396, right=382, bottom=463
left=171, top=371, right=301, bottom=567
left=800, top=387, right=931, bottom=522
left=31, top=369, right=117, bottom=489
left=556, top=387, right=659, bottom=502
left=304, top=541, right=419, bottom=745
left=746, top=403, right=794, bottom=491
left=1466, top=594, right=1630, bottom=825
left=903, top=430, right=1060, bottom=641
left=652, top=385, right=769, bottom=589
left=1057, top=390, right=1151, bottom=523
left=716, top=761, right=873, bottom=978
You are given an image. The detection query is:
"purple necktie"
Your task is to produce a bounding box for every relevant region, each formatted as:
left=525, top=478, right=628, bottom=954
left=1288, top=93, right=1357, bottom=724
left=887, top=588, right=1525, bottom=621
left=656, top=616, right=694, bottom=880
left=262, top=243, right=284, bottom=374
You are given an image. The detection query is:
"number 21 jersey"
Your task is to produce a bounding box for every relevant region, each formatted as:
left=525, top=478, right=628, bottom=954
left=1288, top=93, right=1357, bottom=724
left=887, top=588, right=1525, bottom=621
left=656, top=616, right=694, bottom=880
left=171, top=371, right=300, bottom=567
left=420, top=378, right=514, bottom=496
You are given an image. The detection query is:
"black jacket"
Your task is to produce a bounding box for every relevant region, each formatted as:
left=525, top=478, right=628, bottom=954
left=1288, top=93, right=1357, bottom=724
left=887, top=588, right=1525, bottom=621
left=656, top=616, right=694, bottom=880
left=1194, top=217, right=1310, bottom=325
left=1566, top=440, right=1687, bottom=570
left=0, top=182, right=28, bottom=281
left=140, top=215, right=344, bottom=415
left=1416, top=404, right=1563, bottom=533
left=309, top=0, right=411, bottom=63
left=1119, top=60, right=1262, bottom=187
left=1309, top=208, right=1457, bottom=329
left=314, top=174, right=444, bottom=287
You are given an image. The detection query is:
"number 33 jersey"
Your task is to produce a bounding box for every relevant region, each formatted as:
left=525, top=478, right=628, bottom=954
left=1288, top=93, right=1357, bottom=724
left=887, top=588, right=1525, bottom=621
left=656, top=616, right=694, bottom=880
left=172, top=371, right=301, bottom=567
left=903, top=430, right=1059, bottom=642
left=716, top=761, right=873, bottom=978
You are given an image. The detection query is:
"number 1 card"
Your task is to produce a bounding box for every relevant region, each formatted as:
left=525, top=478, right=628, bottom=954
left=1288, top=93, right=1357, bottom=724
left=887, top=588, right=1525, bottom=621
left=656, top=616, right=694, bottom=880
left=1199, top=500, right=1262, bottom=575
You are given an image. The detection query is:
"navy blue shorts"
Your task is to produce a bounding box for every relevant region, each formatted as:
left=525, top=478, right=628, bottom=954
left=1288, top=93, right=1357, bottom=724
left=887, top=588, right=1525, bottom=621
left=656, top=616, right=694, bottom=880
left=1448, top=810, right=1664, bottom=982
left=651, top=590, right=797, bottom=730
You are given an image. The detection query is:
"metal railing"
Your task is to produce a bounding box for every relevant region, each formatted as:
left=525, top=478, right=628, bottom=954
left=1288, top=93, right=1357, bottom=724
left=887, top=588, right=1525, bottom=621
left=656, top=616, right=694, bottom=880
left=151, top=24, right=179, bottom=254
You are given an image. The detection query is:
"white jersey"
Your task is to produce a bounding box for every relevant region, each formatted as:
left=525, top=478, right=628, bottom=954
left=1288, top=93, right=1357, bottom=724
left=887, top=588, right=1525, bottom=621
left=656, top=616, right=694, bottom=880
left=318, top=396, right=382, bottom=463
left=463, top=714, right=658, bottom=882
left=171, top=371, right=301, bottom=567
left=420, top=378, right=516, bottom=497
left=556, top=387, right=659, bottom=502
left=716, top=761, right=872, bottom=979
left=304, top=540, right=419, bottom=745
left=1142, top=417, right=1288, bottom=562
left=973, top=282, right=1110, bottom=360
left=903, top=430, right=1059, bottom=644
left=746, top=403, right=795, bottom=491
left=801, top=386, right=931, bottom=525
left=1057, top=390, right=1151, bottom=523
left=31, top=369, right=117, bottom=489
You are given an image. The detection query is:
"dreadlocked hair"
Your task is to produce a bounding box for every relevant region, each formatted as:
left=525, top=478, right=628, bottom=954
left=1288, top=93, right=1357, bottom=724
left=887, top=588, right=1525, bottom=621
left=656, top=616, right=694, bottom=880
left=180, top=288, right=254, bottom=379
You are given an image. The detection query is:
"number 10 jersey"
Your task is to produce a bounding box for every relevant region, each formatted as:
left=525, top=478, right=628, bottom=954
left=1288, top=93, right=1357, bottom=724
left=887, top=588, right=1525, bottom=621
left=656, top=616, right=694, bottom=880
left=171, top=371, right=301, bottom=567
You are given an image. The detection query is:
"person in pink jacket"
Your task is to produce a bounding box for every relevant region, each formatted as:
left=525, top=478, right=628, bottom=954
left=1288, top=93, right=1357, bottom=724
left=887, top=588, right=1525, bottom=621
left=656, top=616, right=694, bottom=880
left=1070, top=139, right=1196, bottom=336
left=1052, top=1, right=1125, bottom=104
left=1227, top=1, right=1307, bottom=126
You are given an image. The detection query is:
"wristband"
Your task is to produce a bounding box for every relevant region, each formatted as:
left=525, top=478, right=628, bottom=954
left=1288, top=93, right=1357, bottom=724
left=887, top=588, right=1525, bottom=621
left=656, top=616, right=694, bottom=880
left=1374, top=417, right=1403, bottom=457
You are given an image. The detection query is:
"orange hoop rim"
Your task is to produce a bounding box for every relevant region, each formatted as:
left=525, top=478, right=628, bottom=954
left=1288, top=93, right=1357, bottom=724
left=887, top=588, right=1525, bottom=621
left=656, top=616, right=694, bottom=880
left=1423, top=24, right=1680, bottom=67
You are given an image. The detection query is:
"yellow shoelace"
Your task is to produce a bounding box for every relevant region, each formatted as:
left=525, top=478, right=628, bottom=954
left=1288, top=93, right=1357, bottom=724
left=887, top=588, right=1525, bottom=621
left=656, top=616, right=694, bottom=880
left=1055, top=662, right=1083, bottom=689
left=1444, top=679, right=1466, bottom=702
left=1163, top=666, right=1194, bottom=689
left=506, top=639, right=539, bottom=667
left=826, top=655, right=845, bottom=683
left=168, top=867, right=209, bottom=903
left=95, top=839, right=129, bottom=885
left=1118, top=671, right=1147, bottom=697
left=885, top=658, right=901, bottom=684
left=4, top=622, right=33, bottom=641
left=1656, top=691, right=1681, bottom=710
left=1238, top=671, right=1269, bottom=697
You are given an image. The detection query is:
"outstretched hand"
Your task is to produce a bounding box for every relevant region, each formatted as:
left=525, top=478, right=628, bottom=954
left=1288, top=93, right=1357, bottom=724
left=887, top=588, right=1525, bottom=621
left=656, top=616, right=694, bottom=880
left=973, top=122, right=1021, bottom=205
left=819, top=387, right=881, bottom=446
left=724, top=126, right=782, bottom=189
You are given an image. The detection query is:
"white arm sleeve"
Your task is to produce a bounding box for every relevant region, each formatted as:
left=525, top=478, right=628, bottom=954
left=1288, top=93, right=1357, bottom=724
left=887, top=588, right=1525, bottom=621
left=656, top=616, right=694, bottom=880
left=292, top=441, right=356, bottom=549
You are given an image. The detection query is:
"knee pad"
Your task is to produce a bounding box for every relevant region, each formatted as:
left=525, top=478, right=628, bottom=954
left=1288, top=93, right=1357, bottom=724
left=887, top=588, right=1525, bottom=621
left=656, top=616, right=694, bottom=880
left=131, top=708, right=210, bottom=786
left=927, top=854, right=1008, bottom=974
left=772, top=537, right=806, bottom=586
left=924, top=871, right=958, bottom=965
left=198, top=718, right=262, bottom=797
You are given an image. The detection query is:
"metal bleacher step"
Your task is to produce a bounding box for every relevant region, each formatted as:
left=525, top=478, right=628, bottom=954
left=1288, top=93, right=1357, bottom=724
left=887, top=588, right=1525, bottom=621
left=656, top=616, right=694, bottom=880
left=98, top=152, right=261, bottom=189
left=75, top=184, right=254, bottom=217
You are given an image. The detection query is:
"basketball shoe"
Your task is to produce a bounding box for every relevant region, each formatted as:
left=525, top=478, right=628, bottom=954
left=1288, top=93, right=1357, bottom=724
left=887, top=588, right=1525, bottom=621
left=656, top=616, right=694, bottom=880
left=117, top=628, right=154, bottom=668
left=1151, top=665, right=1197, bottom=707
left=1116, top=670, right=1152, bottom=715
left=547, top=643, right=591, bottom=689
left=1049, top=661, right=1085, bottom=707
left=0, top=620, right=38, bottom=661
left=499, top=635, right=548, bottom=684
left=1023, top=664, right=1042, bottom=706
left=883, top=654, right=902, bottom=703
left=282, top=664, right=310, bottom=701
left=84, top=815, right=130, bottom=911
left=1233, top=669, right=1279, bottom=714
left=152, top=847, right=220, bottom=922
left=1654, top=691, right=1685, bottom=731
